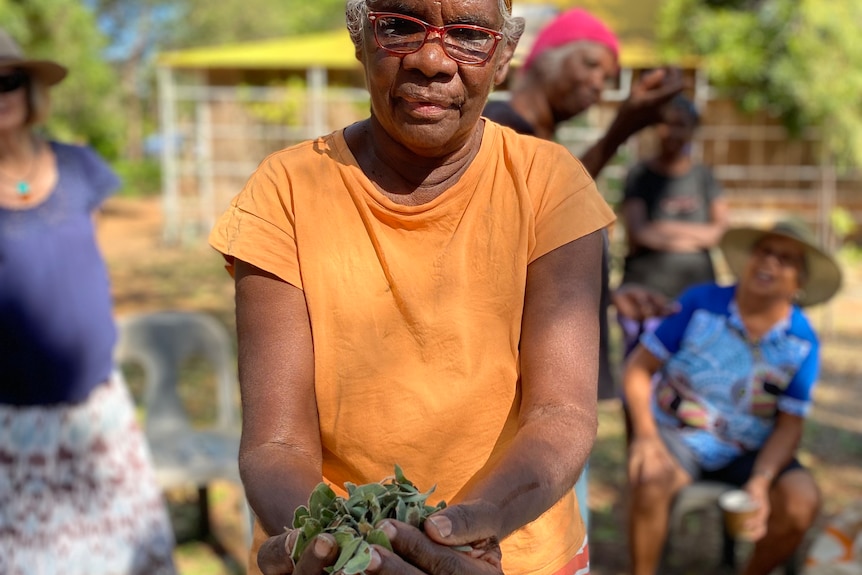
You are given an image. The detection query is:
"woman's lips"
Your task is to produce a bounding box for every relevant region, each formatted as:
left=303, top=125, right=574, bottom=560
left=401, top=96, right=457, bottom=119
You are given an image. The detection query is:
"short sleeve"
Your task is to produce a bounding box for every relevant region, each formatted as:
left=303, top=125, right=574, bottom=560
left=778, top=317, right=820, bottom=416
left=528, top=143, right=616, bottom=263
left=78, top=146, right=120, bottom=211
left=208, top=154, right=302, bottom=288
left=640, top=284, right=711, bottom=360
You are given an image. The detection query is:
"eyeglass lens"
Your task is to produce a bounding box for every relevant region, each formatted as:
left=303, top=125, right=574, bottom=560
left=753, top=245, right=803, bottom=268
left=0, top=71, right=27, bottom=94
left=371, top=13, right=499, bottom=64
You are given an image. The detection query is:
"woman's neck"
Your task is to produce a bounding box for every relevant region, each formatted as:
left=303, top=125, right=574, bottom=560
left=0, top=129, right=34, bottom=160
left=347, top=118, right=484, bottom=205
left=509, top=85, right=555, bottom=140
left=735, top=289, right=793, bottom=341
left=650, top=152, right=692, bottom=177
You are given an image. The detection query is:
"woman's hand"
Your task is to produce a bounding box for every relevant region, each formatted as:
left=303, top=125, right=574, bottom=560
left=741, top=477, right=772, bottom=542
left=612, top=283, right=680, bottom=321
left=257, top=530, right=338, bottom=575
left=366, top=518, right=504, bottom=575
left=258, top=503, right=505, bottom=575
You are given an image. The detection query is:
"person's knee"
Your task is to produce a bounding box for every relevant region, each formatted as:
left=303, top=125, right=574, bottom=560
left=630, top=474, right=680, bottom=514
left=771, top=471, right=821, bottom=533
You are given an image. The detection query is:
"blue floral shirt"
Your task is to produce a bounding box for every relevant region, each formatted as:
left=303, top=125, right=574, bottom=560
left=641, top=283, right=819, bottom=471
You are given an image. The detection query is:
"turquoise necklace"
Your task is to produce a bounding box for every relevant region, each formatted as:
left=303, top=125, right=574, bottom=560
left=0, top=137, right=40, bottom=199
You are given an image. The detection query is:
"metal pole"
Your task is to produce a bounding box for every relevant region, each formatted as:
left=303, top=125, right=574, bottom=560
left=196, top=94, right=215, bottom=237
left=157, top=65, right=180, bottom=244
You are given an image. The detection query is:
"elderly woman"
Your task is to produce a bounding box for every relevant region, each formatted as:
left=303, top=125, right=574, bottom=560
left=0, top=29, right=176, bottom=574
left=208, top=0, right=615, bottom=574
left=624, top=220, right=842, bottom=575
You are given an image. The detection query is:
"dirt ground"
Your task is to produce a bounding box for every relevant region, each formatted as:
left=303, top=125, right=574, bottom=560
left=97, top=196, right=862, bottom=575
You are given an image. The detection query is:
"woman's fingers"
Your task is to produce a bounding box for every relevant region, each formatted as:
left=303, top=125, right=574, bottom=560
left=257, top=531, right=339, bottom=575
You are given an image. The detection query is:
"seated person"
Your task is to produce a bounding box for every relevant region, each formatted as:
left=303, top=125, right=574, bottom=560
left=623, top=219, right=842, bottom=575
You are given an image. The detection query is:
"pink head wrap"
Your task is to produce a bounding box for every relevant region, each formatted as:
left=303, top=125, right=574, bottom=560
left=523, top=8, right=620, bottom=70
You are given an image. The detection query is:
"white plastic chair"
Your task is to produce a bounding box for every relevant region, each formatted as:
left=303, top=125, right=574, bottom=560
left=114, top=310, right=251, bottom=547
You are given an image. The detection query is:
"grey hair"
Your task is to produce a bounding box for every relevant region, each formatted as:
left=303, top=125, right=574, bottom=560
left=345, top=0, right=524, bottom=49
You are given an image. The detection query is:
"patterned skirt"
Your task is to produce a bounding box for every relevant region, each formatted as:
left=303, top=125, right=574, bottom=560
left=0, top=374, right=177, bottom=575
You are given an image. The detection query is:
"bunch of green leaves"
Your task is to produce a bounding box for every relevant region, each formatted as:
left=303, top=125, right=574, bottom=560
left=290, top=465, right=447, bottom=574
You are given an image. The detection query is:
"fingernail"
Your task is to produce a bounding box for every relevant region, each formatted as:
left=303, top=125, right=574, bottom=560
left=368, top=548, right=381, bottom=570
left=314, top=534, right=334, bottom=557
left=379, top=519, right=397, bottom=539
left=427, top=515, right=452, bottom=538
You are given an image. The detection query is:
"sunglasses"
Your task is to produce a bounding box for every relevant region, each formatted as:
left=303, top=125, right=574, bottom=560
left=367, top=12, right=502, bottom=65
left=0, top=70, right=28, bottom=93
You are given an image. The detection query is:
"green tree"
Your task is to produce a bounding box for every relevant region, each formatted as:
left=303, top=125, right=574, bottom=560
left=89, top=0, right=349, bottom=160
left=0, top=0, right=125, bottom=158
left=164, top=0, right=348, bottom=49
left=658, top=0, right=862, bottom=167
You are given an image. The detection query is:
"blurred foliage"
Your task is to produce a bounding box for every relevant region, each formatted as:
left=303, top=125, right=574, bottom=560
left=243, top=77, right=309, bottom=127
left=91, top=0, right=348, bottom=53
left=0, top=0, right=125, bottom=159
left=658, top=0, right=862, bottom=168
left=113, top=157, right=162, bottom=198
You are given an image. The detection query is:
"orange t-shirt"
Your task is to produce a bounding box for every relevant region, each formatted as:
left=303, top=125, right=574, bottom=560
left=210, top=120, right=615, bottom=575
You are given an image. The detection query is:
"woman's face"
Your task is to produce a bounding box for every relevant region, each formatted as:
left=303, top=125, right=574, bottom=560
left=0, top=67, right=29, bottom=132
left=656, top=106, right=696, bottom=157
left=741, top=235, right=806, bottom=302
left=547, top=41, right=616, bottom=121
left=358, top=0, right=516, bottom=157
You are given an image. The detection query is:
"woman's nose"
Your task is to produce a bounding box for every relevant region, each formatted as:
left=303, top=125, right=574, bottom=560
left=401, top=34, right=459, bottom=76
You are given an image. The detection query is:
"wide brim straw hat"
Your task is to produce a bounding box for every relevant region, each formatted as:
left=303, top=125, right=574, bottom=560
left=0, top=29, right=67, bottom=86
left=720, top=219, right=843, bottom=307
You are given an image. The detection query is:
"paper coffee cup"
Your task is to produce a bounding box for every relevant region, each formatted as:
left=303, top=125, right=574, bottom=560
left=718, top=489, right=759, bottom=540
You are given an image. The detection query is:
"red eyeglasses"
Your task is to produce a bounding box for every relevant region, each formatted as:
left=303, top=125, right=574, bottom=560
left=367, top=12, right=503, bottom=65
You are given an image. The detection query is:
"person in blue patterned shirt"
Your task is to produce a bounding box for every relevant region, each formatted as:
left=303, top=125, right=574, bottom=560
left=623, top=219, right=842, bottom=575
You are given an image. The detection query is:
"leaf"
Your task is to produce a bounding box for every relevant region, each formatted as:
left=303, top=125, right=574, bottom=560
left=342, top=541, right=373, bottom=575
left=331, top=535, right=363, bottom=572
left=365, top=528, right=393, bottom=552
left=394, top=464, right=410, bottom=486
left=292, top=505, right=310, bottom=528
left=404, top=503, right=423, bottom=527
left=309, top=483, right=337, bottom=517
left=395, top=498, right=408, bottom=523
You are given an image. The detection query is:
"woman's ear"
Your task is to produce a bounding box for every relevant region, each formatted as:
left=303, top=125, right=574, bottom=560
left=493, top=18, right=524, bottom=86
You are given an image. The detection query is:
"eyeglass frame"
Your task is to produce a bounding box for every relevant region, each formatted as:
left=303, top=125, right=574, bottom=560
left=0, top=69, right=28, bottom=94
left=751, top=242, right=806, bottom=270
left=367, top=11, right=504, bottom=66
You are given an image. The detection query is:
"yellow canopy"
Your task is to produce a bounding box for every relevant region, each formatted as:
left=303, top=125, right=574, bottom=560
left=157, top=1, right=667, bottom=71
left=158, top=31, right=359, bottom=70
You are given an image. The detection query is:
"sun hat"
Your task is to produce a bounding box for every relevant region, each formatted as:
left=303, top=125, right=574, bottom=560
left=522, top=8, right=619, bottom=71
left=0, top=29, right=67, bottom=86
left=719, top=219, right=843, bottom=307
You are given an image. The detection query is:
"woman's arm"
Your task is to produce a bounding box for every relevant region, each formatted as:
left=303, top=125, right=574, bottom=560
left=741, top=411, right=807, bottom=540
left=622, top=196, right=730, bottom=253
left=423, top=230, right=604, bottom=546
left=623, top=345, right=680, bottom=484
left=234, top=259, right=323, bottom=536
